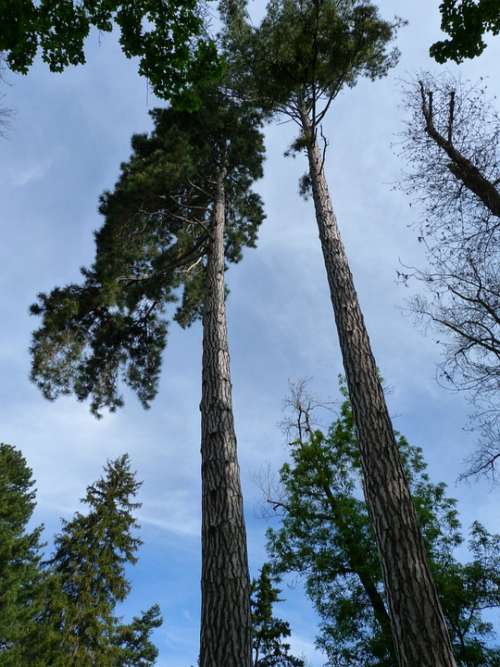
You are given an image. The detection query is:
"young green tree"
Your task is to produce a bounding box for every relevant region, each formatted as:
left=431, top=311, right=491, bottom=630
left=29, top=84, right=265, bottom=665
left=0, top=443, right=44, bottom=665
left=266, top=382, right=500, bottom=666
left=251, top=564, right=304, bottom=667
left=430, top=0, right=500, bottom=64
left=0, top=0, right=219, bottom=104
left=30, top=455, right=162, bottom=666
left=233, top=2, right=456, bottom=663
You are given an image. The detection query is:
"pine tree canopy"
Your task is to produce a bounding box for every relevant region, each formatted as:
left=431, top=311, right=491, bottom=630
left=0, top=444, right=44, bottom=664
left=30, top=86, right=265, bottom=416
left=266, top=382, right=500, bottom=666
left=0, top=0, right=220, bottom=102
left=236, top=0, right=403, bottom=121
left=430, top=0, right=500, bottom=63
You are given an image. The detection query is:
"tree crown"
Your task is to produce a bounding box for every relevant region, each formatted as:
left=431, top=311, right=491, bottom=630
left=237, top=0, right=403, bottom=128
left=266, top=382, right=500, bottom=665
left=30, top=86, right=265, bottom=415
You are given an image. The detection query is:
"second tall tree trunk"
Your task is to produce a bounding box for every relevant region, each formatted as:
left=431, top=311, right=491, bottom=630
left=303, top=120, right=457, bottom=667
left=199, top=165, right=253, bottom=667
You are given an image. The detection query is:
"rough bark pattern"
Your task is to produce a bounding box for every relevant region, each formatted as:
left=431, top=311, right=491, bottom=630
left=199, top=166, right=252, bottom=667
left=304, top=124, right=457, bottom=667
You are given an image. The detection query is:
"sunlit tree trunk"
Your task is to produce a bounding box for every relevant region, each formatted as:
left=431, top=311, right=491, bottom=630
left=302, top=115, right=457, bottom=667
left=199, top=164, right=253, bottom=667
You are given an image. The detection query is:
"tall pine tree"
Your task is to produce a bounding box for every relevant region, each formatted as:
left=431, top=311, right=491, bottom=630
left=29, top=82, right=265, bottom=665
left=228, top=2, right=456, bottom=662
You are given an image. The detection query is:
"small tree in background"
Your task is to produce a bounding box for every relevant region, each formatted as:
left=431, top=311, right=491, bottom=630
left=0, top=443, right=44, bottom=665
left=430, top=0, right=500, bottom=64
left=251, top=564, right=304, bottom=667
left=32, top=455, right=162, bottom=666
left=266, top=381, right=500, bottom=666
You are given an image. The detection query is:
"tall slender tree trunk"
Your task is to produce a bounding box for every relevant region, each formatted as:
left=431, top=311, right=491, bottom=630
left=301, top=116, right=457, bottom=667
left=199, top=163, right=253, bottom=667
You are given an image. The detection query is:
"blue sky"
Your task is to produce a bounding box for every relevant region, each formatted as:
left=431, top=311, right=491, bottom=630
left=1, top=1, right=499, bottom=665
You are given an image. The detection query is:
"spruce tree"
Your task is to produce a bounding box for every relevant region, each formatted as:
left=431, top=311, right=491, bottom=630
left=251, top=564, right=304, bottom=667
left=30, top=455, right=162, bottom=667
left=267, top=383, right=500, bottom=666
left=229, top=2, right=456, bottom=662
left=29, top=81, right=265, bottom=665
left=0, top=444, right=44, bottom=665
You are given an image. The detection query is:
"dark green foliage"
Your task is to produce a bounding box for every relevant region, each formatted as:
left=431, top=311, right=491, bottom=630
left=0, top=444, right=44, bottom=665
left=251, top=564, right=304, bottom=667
left=239, top=0, right=403, bottom=120
left=267, top=383, right=500, bottom=665
left=30, top=87, right=265, bottom=416
left=30, top=455, right=162, bottom=666
left=431, top=0, right=500, bottom=63
left=0, top=0, right=220, bottom=103
left=114, top=604, right=163, bottom=667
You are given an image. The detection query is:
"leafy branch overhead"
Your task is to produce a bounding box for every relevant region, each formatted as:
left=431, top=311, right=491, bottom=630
left=0, top=0, right=220, bottom=102
left=30, top=88, right=265, bottom=416
left=431, top=0, right=500, bottom=63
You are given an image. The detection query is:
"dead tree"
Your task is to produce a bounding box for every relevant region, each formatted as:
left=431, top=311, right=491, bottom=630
left=399, top=73, right=500, bottom=480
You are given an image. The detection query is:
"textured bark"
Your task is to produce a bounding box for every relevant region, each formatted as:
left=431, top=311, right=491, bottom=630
left=302, top=117, right=457, bottom=667
left=199, top=165, right=253, bottom=667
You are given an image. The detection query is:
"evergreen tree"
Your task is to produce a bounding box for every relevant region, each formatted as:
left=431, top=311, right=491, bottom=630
left=29, top=79, right=265, bottom=664
left=251, top=564, right=304, bottom=667
left=114, top=604, right=163, bottom=667
left=229, top=2, right=456, bottom=662
left=430, top=0, right=500, bottom=63
left=0, top=443, right=44, bottom=666
left=266, top=383, right=500, bottom=666
left=29, top=455, right=162, bottom=666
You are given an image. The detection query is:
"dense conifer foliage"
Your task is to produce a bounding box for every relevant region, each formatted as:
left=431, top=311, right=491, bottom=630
left=30, top=88, right=264, bottom=417
left=251, top=564, right=304, bottom=667
left=0, top=444, right=44, bottom=664
left=34, top=455, right=161, bottom=666
left=0, top=448, right=161, bottom=666
left=266, top=384, right=500, bottom=666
